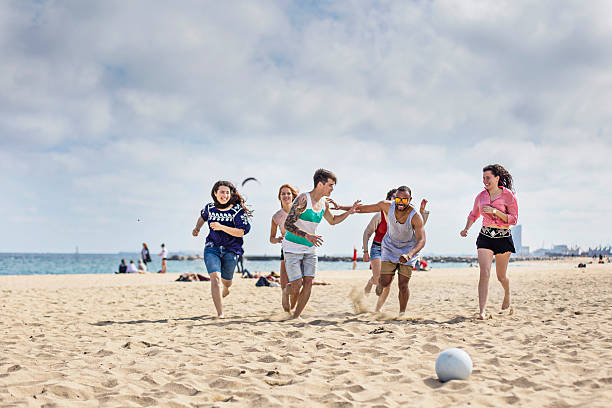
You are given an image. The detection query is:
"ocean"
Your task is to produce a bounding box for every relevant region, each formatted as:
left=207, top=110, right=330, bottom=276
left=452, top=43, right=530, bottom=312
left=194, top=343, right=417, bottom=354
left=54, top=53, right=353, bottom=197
left=0, top=253, right=470, bottom=276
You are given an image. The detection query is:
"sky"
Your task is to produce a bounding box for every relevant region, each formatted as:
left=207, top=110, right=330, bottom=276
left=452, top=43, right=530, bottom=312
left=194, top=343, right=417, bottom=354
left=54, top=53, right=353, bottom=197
left=1, top=0, right=612, bottom=256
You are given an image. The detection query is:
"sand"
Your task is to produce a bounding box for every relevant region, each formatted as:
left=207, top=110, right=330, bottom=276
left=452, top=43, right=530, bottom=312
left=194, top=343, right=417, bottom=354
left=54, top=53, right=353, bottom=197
left=1, top=260, right=611, bottom=407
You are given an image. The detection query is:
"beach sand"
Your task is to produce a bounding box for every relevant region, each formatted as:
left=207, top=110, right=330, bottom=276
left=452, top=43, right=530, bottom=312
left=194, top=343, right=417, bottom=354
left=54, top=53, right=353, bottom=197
left=1, top=260, right=611, bottom=407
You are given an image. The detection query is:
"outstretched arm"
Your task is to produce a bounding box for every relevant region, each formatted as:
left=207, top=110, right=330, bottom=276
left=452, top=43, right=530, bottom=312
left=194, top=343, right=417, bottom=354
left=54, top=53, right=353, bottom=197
left=357, top=200, right=390, bottom=214
left=323, top=200, right=360, bottom=225
left=326, top=198, right=352, bottom=211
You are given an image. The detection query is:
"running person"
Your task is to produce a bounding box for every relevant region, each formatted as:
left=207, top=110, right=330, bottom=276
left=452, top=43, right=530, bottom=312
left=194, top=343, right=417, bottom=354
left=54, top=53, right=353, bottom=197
left=353, top=186, right=426, bottom=315
left=460, top=164, right=518, bottom=319
left=192, top=181, right=251, bottom=318
left=330, top=189, right=429, bottom=313
left=283, top=169, right=360, bottom=319
left=270, top=183, right=299, bottom=312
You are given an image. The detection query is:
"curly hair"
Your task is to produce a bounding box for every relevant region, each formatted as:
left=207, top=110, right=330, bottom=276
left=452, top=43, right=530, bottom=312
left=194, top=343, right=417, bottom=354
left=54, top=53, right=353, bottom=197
left=483, top=164, right=514, bottom=191
left=278, top=184, right=299, bottom=202
left=211, top=180, right=253, bottom=216
left=386, top=188, right=397, bottom=200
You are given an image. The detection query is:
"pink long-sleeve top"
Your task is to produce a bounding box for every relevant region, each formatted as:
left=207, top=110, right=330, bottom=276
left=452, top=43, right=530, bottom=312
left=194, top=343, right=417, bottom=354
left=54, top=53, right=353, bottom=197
left=468, top=187, right=518, bottom=228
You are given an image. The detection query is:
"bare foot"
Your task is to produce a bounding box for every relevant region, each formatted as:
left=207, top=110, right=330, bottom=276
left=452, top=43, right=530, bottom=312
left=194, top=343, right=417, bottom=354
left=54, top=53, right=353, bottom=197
left=501, top=296, right=510, bottom=310
left=281, top=288, right=290, bottom=312
left=222, top=286, right=230, bottom=298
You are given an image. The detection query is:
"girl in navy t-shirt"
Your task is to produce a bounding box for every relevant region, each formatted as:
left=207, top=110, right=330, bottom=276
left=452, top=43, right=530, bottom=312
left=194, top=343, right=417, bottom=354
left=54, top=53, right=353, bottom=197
left=192, top=180, right=251, bottom=318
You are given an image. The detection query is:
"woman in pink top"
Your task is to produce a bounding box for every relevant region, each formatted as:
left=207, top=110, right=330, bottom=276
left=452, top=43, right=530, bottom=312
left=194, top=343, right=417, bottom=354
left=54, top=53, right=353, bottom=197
left=270, top=184, right=299, bottom=312
left=460, top=164, right=518, bottom=320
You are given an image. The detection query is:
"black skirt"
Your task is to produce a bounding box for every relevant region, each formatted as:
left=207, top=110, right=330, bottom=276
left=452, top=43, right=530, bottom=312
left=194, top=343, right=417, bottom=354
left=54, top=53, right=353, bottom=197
left=476, top=227, right=516, bottom=255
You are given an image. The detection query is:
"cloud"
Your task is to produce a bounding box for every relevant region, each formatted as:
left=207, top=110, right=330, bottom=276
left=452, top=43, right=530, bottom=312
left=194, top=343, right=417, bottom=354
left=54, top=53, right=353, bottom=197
left=1, top=1, right=611, bottom=254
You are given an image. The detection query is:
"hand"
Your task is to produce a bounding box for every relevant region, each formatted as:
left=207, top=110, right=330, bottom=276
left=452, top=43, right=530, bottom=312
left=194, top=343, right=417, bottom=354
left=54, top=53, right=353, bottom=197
left=460, top=229, right=468, bottom=237
left=420, top=199, right=428, bottom=212
left=305, top=233, right=324, bottom=247
left=326, top=198, right=341, bottom=210
left=482, top=205, right=496, bottom=214
left=363, top=252, right=370, bottom=263
left=348, top=200, right=361, bottom=214
left=209, top=222, right=223, bottom=231
left=399, top=252, right=413, bottom=263
left=274, top=236, right=283, bottom=244
left=192, top=228, right=200, bottom=237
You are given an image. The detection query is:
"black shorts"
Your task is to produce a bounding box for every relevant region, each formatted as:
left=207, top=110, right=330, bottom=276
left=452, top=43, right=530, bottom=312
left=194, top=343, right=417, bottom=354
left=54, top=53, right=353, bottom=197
left=476, top=227, right=516, bottom=255
left=280, top=248, right=284, bottom=261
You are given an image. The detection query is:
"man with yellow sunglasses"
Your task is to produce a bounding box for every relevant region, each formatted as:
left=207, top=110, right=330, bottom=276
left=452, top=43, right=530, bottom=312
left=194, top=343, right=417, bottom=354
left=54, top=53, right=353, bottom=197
left=351, top=186, right=426, bottom=315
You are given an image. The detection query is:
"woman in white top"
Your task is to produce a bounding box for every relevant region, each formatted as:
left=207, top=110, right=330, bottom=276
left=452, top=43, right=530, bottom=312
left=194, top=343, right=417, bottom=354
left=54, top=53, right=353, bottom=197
left=270, top=184, right=299, bottom=312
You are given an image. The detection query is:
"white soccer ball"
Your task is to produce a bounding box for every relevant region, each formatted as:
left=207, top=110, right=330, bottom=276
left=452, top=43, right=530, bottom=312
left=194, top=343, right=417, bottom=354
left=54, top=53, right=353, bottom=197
left=435, top=348, right=473, bottom=382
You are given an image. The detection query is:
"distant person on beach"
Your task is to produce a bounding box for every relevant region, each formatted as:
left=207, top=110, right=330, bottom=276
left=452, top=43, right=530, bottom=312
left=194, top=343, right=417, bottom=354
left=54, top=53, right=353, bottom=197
left=117, top=259, right=127, bottom=274
left=141, top=243, right=151, bottom=265
left=460, top=164, right=518, bottom=320
left=331, top=189, right=429, bottom=313
left=352, top=247, right=357, bottom=270
left=158, top=243, right=168, bottom=273
left=348, top=186, right=426, bottom=316
left=270, top=183, right=299, bottom=312
left=137, top=259, right=148, bottom=273
left=192, top=180, right=251, bottom=318
left=126, top=260, right=138, bottom=273
left=283, top=169, right=360, bottom=319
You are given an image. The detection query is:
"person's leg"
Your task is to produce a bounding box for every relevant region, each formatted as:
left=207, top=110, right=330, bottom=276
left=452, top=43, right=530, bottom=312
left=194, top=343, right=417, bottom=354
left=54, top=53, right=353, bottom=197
left=477, top=248, right=494, bottom=318
left=280, top=260, right=291, bottom=312
left=209, top=272, right=224, bottom=316
left=377, top=261, right=396, bottom=296
left=220, top=250, right=238, bottom=298
left=204, top=247, right=224, bottom=317
left=293, top=276, right=313, bottom=319
left=370, top=258, right=388, bottom=311
left=495, top=251, right=512, bottom=310
left=284, top=252, right=304, bottom=311
left=293, top=253, right=317, bottom=319
left=365, top=257, right=380, bottom=294
left=397, top=267, right=413, bottom=314
left=161, top=259, right=167, bottom=273
left=375, top=285, right=391, bottom=312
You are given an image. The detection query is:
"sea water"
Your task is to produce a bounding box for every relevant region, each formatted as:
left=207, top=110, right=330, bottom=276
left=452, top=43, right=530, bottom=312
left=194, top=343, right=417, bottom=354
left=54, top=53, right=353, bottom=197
left=0, top=253, right=469, bottom=276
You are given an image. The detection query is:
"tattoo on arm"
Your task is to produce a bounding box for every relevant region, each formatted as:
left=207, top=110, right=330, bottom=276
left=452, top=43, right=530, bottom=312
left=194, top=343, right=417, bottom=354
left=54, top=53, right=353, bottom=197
left=285, top=195, right=308, bottom=237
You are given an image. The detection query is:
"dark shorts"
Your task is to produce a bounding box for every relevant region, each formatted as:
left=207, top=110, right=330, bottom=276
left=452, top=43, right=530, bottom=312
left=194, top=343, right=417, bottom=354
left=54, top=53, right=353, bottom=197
left=476, top=227, right=516, bottom=255
left=204, top=246, right=239, bottom=281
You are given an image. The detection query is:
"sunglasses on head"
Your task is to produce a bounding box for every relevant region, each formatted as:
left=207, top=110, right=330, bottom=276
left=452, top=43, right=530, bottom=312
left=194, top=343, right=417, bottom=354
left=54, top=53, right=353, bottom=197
left=394, top=197, right=410, bottom=204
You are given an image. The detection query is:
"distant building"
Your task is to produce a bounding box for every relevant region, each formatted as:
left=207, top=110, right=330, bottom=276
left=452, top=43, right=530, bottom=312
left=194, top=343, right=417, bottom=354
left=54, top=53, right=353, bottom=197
left=532, top=244, right=580, bottom=257
left=511, top=225, right=530, bottom=256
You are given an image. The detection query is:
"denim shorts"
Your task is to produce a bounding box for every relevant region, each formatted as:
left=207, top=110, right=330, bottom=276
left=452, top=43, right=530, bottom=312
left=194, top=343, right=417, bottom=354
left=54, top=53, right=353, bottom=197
left=204, top=246, right=239, bottom=281
left=284, top=252, right=317, bottom=282
left=370, top=241, right=382, bottom=260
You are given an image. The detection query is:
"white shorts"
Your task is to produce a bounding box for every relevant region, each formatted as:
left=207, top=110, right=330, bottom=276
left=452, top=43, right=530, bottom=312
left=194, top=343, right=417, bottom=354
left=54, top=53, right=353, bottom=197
left=284, top=252, right=317, bottom=282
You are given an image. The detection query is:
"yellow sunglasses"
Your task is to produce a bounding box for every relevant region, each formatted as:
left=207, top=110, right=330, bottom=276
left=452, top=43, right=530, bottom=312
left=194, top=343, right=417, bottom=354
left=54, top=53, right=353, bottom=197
left=394, top=197, right=410, bottom=204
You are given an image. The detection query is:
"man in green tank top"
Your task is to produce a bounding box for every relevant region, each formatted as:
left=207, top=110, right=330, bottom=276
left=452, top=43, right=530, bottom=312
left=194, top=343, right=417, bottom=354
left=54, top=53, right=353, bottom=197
left=283, top=169, right=360, bottom=319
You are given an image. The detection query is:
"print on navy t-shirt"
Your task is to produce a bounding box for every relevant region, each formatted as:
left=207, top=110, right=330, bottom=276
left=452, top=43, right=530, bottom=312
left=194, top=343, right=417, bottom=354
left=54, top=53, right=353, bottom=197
left=200, top=203, right=250, bottom=255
